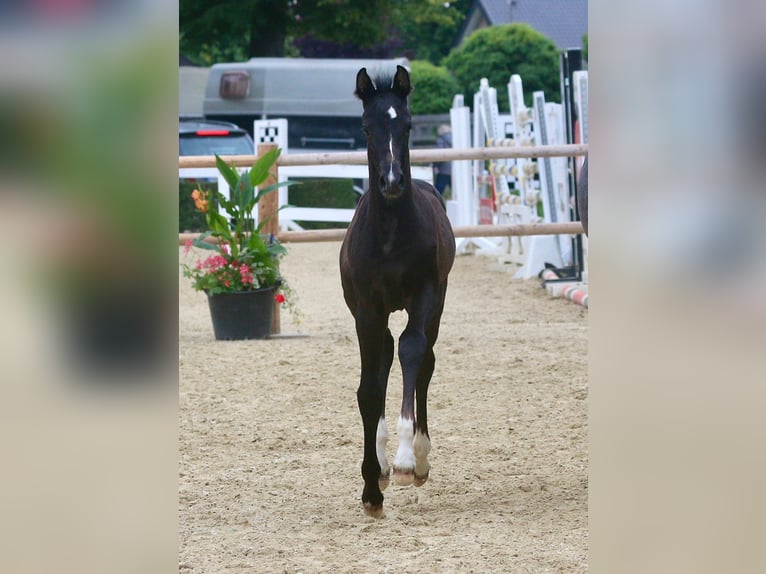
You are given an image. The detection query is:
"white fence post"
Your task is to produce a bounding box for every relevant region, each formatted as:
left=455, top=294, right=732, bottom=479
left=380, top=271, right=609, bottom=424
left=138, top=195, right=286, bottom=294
left=449, top=94, right=471, bottom=228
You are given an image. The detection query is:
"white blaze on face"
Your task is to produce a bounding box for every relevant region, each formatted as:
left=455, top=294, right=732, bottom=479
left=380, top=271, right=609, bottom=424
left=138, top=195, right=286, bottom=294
left=388, top=136, right=395, bottom=183
left=393, top=416, right=416, bottom=470
left=376, top=417, right=389, bottom=475
left=386, top=107, right=398, bottom=184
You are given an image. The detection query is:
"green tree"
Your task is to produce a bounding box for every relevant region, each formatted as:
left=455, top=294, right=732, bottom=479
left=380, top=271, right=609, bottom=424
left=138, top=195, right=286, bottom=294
left=409, top=61, right=461, bottom=115
left=180, top=0, right=455, bottom=65
left=443, top=23, right=560, bottom=110
left=181, top=0, right=474, bottom=66
left=398, top=0, right=470, bottom=64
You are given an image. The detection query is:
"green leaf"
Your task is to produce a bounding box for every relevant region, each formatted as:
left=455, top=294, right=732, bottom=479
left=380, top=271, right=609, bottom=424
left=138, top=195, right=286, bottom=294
left=254, top=204, right=289, bottom=234
left=238, top=175, right=255, bottom=217
left=248, top=148, right=281, bottom=187
left=254, top=179, right=298, bottom=201
left=215, top=154, right=240, bottom=189
left=246, top=230, right=268, bottom=253
left=266, top=240, right=287, bottom=257
left=191, top=238, right=220, bottom=251
left=218, top=193, right=236, bottom=214
left=207, top=210, right=231, bottom=237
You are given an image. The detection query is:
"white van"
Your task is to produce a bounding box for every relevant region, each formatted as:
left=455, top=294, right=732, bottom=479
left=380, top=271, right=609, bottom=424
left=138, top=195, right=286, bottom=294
left=202, top=57, right=409, bottom=151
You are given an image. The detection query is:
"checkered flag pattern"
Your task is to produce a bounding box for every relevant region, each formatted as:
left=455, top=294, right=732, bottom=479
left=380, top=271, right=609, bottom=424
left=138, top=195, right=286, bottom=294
left=254, top=119, right=288, bottom=152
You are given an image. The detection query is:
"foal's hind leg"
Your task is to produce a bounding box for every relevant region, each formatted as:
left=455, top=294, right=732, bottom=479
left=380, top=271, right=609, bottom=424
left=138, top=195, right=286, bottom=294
left=393, top=288, right=437, bottom=486
left=392, top=326, right=426, bottom=487
left=412, top=309, right=443, bottom=487
left=413, top=346, right=435, bottom=486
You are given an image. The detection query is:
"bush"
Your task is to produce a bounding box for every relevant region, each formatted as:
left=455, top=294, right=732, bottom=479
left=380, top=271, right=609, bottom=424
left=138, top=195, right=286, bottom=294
left=443, top=23, right=560, bottom=110
left=288, top=178, right=358, bottom=230
left=409, top=60, right=461, bottom=115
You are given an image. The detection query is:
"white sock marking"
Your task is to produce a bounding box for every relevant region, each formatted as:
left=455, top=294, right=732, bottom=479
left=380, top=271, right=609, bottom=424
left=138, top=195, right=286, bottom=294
left=413, top=430, right=431, bottom=477
left=393, top=417, right=415, bottom=470
left=387, top=106, right=397, bottom=119
left=376, top=417, right=389, bottom=475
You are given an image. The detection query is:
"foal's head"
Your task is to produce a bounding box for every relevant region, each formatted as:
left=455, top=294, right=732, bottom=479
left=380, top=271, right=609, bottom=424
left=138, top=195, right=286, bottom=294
left=355, top=65, right=413, bottom=200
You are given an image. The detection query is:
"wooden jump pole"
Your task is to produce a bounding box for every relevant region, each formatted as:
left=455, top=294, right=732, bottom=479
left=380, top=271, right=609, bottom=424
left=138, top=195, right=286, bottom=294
left=256, top=143, right=281, bottom=335
left=179, top=143, right=588, bottom=169
left=180, top=221, right=584, bottom=246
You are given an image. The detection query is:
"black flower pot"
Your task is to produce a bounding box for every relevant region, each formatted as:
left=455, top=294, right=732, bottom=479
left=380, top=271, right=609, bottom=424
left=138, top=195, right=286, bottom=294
left=206, top=284, right=278, bottom=340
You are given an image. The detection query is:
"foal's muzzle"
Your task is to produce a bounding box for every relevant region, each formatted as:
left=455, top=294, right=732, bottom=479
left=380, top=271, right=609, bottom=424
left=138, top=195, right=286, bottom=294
left=378, top=164, right=406, bottom=199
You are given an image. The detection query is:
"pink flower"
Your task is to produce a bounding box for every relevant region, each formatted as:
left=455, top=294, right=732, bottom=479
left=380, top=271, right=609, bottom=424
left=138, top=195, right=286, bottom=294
left=239, top=264, right=253, bottom=285
left=202, top=254, right=226, bottom=271
left=184, top=239, right=193, bottom=254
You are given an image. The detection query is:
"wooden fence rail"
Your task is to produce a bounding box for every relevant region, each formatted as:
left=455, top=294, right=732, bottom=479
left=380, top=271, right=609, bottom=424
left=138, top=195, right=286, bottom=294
left=178, top=143, right=588, bottom=169
left=179, top=222, right=584, bottom=246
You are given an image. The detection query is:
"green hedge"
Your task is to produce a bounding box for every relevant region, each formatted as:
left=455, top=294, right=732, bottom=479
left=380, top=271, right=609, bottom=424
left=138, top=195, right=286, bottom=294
left=288, top=178, right=358, bottom=230
left=443, top=23, right=560, bottom=110
left=409, top=60, right=461, bottom=115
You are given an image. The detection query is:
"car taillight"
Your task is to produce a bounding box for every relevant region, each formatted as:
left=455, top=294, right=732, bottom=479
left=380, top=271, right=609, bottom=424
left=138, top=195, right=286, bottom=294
left=196, top=130, right=231, bottom=136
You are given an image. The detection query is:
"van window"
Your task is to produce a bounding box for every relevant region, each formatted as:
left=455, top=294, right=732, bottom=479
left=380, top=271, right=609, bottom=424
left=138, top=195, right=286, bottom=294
left=179, top=134, right=254, bottom=156
left=220, top=72, right=249, bottom=99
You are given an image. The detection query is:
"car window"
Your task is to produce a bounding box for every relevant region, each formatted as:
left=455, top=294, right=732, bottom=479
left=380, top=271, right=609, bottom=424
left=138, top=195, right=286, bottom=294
left=179, top=134, right=254, bottom=156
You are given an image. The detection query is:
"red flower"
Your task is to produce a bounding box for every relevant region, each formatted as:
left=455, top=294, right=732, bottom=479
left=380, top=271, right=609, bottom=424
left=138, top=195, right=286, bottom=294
left=274, top=293, right=286, bottom=304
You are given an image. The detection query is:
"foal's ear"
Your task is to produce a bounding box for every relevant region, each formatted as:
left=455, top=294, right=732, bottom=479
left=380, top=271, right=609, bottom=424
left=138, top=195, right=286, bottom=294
left=355, top=68, right=376, bottom=101
left=392, top=65, right=412, bottom=98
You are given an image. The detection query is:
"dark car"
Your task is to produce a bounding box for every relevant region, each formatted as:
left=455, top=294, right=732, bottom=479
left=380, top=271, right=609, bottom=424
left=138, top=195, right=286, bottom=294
left=179, top=119, right=254, bottom=232
left=179, top=118, right=254, bottom=156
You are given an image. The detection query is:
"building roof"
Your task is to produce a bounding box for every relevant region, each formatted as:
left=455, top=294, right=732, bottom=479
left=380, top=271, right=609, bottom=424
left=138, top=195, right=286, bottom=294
left=471, top=0, right=588, bottom=50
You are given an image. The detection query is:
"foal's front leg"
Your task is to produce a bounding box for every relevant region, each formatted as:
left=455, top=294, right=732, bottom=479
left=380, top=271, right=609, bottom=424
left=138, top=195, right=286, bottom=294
left=376, top=328, right=395, bottom=491
left=355, top=312, right=389, bottom=517
left=393, top=288, right=436, bottom=486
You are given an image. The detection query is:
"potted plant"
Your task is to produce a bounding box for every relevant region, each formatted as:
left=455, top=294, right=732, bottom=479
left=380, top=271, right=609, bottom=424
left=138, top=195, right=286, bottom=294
left=182, top=148, right=294, bottom=340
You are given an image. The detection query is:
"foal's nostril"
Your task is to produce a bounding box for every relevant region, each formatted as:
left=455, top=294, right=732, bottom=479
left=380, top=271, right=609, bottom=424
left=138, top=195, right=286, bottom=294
left=379, top=175, right=388, bottom=190
left=397, top=173, right=405, bottom=188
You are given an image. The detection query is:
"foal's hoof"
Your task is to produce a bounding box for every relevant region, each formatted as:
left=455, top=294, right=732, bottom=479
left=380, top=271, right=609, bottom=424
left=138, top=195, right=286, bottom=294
left=413, top=471, right=429, bottom=487
left=379, top=473, right=390, bottom=491
left=392, top=467, right=414, bottom=486
left=363, top=502, right=384, bottom=518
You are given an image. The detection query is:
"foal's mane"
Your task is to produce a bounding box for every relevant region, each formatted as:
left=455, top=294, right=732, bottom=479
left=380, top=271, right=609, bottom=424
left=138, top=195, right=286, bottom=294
left=370, top=72, right=395, bottom=95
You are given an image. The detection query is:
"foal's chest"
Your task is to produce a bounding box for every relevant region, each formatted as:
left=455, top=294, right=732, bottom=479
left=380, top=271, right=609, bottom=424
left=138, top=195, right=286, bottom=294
left=368, top=252, right=432, bottom=311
